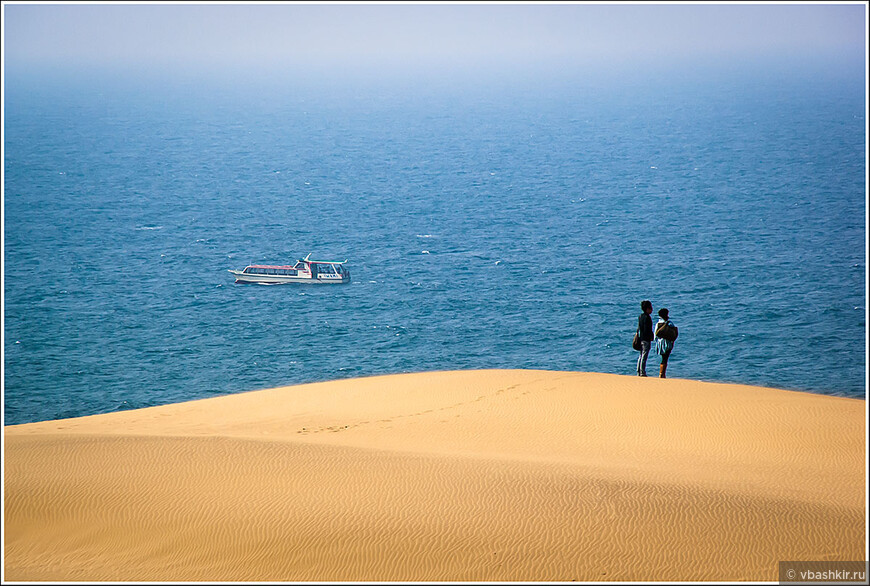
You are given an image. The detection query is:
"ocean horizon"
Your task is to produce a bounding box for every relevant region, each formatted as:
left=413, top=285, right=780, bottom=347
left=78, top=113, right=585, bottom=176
left=3, top=66, right=866, bottom=425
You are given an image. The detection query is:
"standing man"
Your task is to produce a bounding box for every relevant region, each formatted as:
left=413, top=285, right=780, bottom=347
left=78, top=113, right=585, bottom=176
left=637, top=300, right=654, bottom=377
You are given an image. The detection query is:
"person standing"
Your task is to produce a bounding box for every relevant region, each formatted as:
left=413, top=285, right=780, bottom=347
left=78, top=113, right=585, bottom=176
left=636, top=300, right=654, bottom=377
left=654, top=308, right=678, bottom=378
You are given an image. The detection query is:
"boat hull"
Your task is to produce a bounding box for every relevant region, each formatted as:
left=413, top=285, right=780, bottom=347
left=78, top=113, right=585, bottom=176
left=228, top=270, right=350, bottom=285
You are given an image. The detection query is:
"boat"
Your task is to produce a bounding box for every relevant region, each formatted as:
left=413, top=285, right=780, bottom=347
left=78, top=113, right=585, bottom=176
left=228, top=254, right=350, bottom=285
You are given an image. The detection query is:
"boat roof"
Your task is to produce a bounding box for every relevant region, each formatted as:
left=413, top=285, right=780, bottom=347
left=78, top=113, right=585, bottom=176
left=302, top=253, right=347, bottom=264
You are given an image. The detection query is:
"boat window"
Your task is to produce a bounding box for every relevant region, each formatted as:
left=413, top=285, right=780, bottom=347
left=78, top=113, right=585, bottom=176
left=243, top=267, right=252, bottom=273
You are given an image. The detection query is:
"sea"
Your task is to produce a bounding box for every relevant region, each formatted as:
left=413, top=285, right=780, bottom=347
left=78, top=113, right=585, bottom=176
left=3, top=66, right=866, bottom=425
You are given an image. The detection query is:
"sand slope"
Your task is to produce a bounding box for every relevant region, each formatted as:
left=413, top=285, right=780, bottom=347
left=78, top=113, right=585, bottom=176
left=4, top=370, right=866, bottom=581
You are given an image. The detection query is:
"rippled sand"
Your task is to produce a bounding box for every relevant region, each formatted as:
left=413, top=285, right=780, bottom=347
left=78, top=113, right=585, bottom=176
left=4, top=370, right=865, bottom=581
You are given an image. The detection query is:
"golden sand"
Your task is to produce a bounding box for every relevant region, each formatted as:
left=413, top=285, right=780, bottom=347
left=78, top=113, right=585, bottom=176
left=4, top=370, right=866, bottom=581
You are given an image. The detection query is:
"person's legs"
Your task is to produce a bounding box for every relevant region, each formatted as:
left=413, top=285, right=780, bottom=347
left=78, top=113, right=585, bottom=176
left=659, top=350, right=670, bottom=378
left=637, top=342, right=643, bottom=374
left=638, top=341, right=651, bottom=376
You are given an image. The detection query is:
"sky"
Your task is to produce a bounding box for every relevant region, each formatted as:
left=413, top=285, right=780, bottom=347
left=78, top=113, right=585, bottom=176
left=1, top=2, right=867, bottom=85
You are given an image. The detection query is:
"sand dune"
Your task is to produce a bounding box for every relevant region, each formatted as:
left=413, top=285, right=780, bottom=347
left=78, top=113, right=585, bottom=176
left=4, top=370, right=866, bottom=581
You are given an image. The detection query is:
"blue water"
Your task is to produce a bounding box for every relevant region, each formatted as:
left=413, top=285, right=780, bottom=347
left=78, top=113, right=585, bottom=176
left=4, top=69, right=866, bottom=425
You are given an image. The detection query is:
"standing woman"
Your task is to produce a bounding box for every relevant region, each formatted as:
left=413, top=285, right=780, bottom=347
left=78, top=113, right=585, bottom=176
left=637, top=300, right=654, bottom=377
left=654, top=308, right=678, bottom=378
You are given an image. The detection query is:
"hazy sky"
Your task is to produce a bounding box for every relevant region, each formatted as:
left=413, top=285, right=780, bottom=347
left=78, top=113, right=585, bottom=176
left=2, top=2, right=866, bottom=81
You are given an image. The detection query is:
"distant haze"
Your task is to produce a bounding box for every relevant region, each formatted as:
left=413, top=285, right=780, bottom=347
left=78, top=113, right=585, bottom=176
left=3, top=3, right=866, bottom=83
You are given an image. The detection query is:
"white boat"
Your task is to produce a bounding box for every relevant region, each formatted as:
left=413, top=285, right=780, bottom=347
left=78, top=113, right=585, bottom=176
left=228, top=254, right=350, bottom=285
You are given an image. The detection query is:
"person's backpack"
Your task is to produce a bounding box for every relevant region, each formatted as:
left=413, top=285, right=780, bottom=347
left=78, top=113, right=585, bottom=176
left=656, top=321, right=678, bottom=342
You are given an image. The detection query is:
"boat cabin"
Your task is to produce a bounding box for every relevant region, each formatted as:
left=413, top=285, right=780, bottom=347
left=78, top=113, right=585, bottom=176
left=229, top=254, right=350, bottom=284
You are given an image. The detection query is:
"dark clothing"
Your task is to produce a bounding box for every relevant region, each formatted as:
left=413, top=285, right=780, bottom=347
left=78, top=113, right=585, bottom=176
left=637, top=312, right=654, bottom=342
left=660, top=349, right=671, bottom=367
